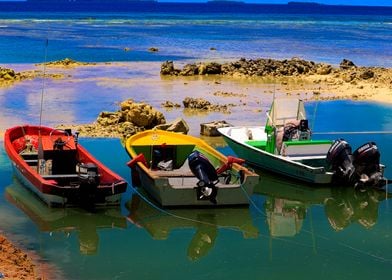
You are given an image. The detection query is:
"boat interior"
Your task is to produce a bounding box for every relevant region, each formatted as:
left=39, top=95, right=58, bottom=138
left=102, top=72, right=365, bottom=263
left=130, top=144, right=241, bottom=188
left=17, top=134, right=82, bottom=185
left=225, top=126, right=332, bottom=167
left=132, top=144, right=196, bottom=171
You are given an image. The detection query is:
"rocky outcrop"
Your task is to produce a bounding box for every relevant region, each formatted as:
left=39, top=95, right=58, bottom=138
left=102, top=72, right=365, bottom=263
left=57, top=99, right=168, bottom=139
left=41, top=58, right=96, bottom=67
left=200, top=120, right=232, bottom=137
left=161, top=100, right=181, bottom=108
left=0, top=66, right=64, bottom=87
left=340, top=59, right=356, bottom=69
left=0, top=67, right=17, bottom=80
left=160, top=58, right=392, bottom=86
left=0, top=235, right=38, bottom=279
left=154, top=117, right=189, bottom=134
left=161, top=57, right=327, bottom=77
left=183, top=97, right=233, bottom=113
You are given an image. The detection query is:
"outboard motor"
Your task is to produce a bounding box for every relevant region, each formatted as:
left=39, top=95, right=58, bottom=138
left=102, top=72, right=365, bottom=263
left=326, top=139, right=355, bottom=184
left=352, top=142, right=385, bottom=188
left=299, top=119, right=311, bottom=140
left=76, top=163, right=100, bottom=186
left=282, top=122, right=299, bottom=142
left=188, top=151, right=218, bottom=204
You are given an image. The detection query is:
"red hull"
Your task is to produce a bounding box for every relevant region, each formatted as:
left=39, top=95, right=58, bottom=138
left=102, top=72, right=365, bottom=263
left=4, top=125, right=127, bottom=206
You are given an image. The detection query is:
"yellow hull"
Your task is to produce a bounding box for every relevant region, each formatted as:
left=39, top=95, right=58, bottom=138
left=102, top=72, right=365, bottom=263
left=125, top=130, right=259, bottom=207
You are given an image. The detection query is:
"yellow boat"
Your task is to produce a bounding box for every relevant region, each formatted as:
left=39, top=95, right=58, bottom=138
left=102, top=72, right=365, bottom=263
left=125, top=130, right=259, bottom=207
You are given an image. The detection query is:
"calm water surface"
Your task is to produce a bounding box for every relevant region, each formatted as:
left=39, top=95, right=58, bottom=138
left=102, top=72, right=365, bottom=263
left=0, top=101, right=391, bottom=280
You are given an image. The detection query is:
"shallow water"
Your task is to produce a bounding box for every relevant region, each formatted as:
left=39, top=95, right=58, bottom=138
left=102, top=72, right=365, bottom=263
left=1, top=100, right=392, bottom=279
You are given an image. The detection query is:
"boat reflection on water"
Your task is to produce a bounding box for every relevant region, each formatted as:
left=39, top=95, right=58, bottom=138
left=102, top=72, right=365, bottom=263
left=126, top=192, right=259, bottom=261
left=324, top=187, right=389, bottom=231
left=255, top=172, right=390, bottom=236
left=5, top=178, right=127, bottom=255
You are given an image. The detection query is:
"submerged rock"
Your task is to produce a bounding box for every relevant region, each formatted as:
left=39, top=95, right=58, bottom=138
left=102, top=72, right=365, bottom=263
left=154, top=117, right=189, bottom=134
left=200, top=120, right=232, bottom=137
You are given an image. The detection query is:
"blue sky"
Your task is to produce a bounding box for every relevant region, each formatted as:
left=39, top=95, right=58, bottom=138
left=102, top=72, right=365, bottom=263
left=1, top=0, right=391, bottom=7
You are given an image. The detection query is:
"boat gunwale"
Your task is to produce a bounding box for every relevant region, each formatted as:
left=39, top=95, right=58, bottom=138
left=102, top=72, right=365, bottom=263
left=125, top=129, right=257, bottom=181
left=4, top=125, right=127, bottom=200
left=218, top=126, right=331, bottom=174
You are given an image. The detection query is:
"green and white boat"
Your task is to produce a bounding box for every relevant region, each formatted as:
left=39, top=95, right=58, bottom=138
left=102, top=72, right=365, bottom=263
left=218, top=98, right=388, bottom=187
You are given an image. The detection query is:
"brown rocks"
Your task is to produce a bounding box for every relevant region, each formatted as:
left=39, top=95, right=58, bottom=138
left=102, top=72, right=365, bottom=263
left=159, top=58, right=391, bottom=89
left=183, top=97, right=212, bottom=109
left=58, top=99, right=166, bottom=139
left=42, top=58, right=95, bottom=67
left=0, top=67, right=16, bottom=80
left=200, top=120, right=232, bottom=137
left=160, top=61, right=179, bottom=75
left=161, top=101, right=181, bottom=108
left=359, top=69, right=375, bottom=80
left=182, top=97, right=232, bottom=113
left=154, top=117, right=189, bottom=134
left=0, top=235, right=38, bottom=280
left=340, top=59, right=356, bottom=69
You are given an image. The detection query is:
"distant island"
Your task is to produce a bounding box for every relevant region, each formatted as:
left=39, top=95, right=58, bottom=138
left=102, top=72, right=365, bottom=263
left=288, top=1, right=323, bottom=5
left=1, top=0, right=390, bottom=13
left=26, top=0, right=158, bottom=2
left=208, top=0, right=244, bottom=3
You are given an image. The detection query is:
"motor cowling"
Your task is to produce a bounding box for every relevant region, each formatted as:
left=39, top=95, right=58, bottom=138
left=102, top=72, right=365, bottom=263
left=327, top=140, right=387, bottom=188
left=188, top=151, right=218, bottom=204
left=326, top=139, right=355, bottom=183
left=352, top=142, right=385, bottom=187
left=76, top=163, right=100, bottom=186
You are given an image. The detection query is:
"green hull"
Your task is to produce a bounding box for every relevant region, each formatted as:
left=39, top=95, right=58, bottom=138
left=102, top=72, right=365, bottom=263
left=220, top=129, right=333, bottom=184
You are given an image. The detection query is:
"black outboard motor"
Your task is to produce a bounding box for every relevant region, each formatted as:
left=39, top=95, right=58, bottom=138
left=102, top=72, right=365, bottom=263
left=352, top=142, right=385, bottom=188
left=188, top=151, right=218, bottom=204
left=76, top=163, right=100, bottom=186
left=326, top=139, right=355, bottom=184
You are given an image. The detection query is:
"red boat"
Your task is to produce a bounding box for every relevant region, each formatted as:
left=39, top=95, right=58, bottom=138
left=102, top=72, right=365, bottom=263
left=4, top=125, right=127, bottom=207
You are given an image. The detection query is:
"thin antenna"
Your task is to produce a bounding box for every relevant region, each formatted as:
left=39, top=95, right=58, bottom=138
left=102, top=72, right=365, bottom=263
left=39, top=38, right=49, bottom=131
left=37, top=39, right=48, bottom=165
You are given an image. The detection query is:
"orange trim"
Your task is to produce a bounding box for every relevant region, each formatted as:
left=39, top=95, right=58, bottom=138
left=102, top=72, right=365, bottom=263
left=216, top=156, right=245, bottom=174
left=127, top=153, right=148, bottom=168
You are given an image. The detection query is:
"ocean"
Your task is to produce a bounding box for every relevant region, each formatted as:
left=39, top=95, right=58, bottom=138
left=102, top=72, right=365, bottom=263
left=1, top=2, right=392, bottom=66
left=1, top=3, right=392, bottom=280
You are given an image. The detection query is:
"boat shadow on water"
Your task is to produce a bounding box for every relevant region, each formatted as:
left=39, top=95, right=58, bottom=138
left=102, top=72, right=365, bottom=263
left=5, top=178, right=127, bottom=255
left=254, top=172, right=391, bottom=236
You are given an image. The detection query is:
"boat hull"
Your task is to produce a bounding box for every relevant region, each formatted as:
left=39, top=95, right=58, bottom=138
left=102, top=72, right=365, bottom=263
left=4, top=125, right=127, bottom=207
left=219, top=127, right=333, bottom=184
left=125, top=130, right=259, bottom=207
left=132, top=165, right=257, bottom=207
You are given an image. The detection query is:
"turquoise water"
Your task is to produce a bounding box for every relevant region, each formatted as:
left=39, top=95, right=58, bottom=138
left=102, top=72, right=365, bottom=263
left=1, top=102, right=392, bottom=279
